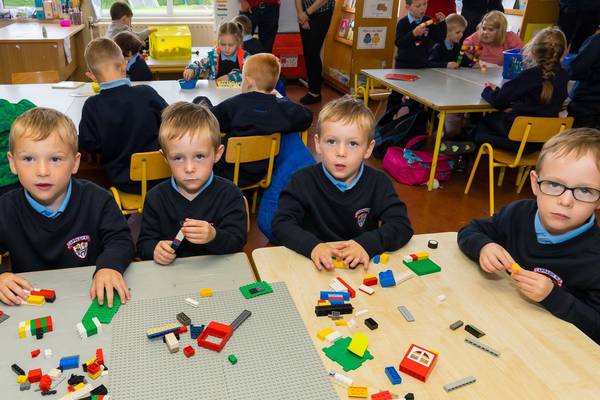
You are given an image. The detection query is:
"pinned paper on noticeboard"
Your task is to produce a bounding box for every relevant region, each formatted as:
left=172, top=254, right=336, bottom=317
left=356, top=27, right=386, bottom=50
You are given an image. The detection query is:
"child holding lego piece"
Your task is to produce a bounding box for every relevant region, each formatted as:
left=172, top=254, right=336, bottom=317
left=428, top=13, right=474, bottom=69
left=136, top=102, right=247, bottom=265
left=0, top=108, right=134, bottom=307
left=458, top=128, right=600, bottom=344
left=183, top=22, right=250, bottom=83
left=272, top=97, right=413, bottom=270
left=106, top=1, right=155, bottom=42
left=114, top=31, right=153, bottom=82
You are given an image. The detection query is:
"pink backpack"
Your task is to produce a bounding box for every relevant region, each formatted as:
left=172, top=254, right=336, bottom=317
left=382, top=135, right=455, bottom=186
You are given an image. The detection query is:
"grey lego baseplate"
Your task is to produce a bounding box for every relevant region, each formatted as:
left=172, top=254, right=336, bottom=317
left=109, top=282, right=338, bottom=400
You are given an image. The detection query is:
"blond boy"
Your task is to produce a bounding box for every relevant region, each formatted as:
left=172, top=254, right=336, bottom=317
left=136, top=102, right=247, bottom=264
left=0, top=108, right=134, bottom=307
left=272, top=97, right=413, bottom=270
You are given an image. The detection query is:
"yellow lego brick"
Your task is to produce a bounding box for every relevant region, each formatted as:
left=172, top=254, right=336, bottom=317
left=335, top=320, right=347, bottom=326
left=317, top=328, right=334, bottom=341
left=333, top=259, right=347, bottom=268
left=380, top=253, right=389, bottom=264
left=347, top=332, right=368, bottom=357
left=26, top=295, right=45, bottom=305
left=415, top=251, right=429, bottom=260
left=511, top=262, right=523, bottom=273
left=199, top=288, right=213, bottom=297
left=73, top=383, right=85, bottom=390
left=88, top=370, right=102, bottom=380
left=19, top=326, right=26, bottom=338
left=84, top=357, right=96, bottom=367
left=17, top=375, right=27, bottom=384
left=348, top=385, right=369, bottom=398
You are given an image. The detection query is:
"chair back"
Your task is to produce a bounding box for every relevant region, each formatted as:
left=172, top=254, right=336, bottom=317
left=224, top=133, right=281, bottom=187
left=130, top=151, right=172, bottom=204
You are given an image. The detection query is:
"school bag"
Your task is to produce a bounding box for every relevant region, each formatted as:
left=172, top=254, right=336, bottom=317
left=373, top=105, right=427, bottom=159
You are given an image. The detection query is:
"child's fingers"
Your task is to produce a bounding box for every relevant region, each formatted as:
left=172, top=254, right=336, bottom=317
left=0, top=285, right=20, bottom=305
left=96, top=280, right=105, bottom=306
left=104, top=282, right=115, bottom=308
left=6, top=280, right=26, bottom=301
left=322, top=254, right=334, bottom=270
left=312, top=256, right=323, bottom=271
left=114, top=279, right=128, bottom=305
left=13, top=275, right=33, bottom=292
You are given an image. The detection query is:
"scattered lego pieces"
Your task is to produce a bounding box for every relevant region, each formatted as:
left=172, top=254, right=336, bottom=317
left=28, top=368, right=42, bottom=383
left=323, top=337, right=374, bottom=372
left=239, top=281, right=273, bottom=299
left=87, top=362, right=101, bottom=380
left=335, top=277, right=356, bottom=298
left=359, top=284, right=375, bottom=295
left=18, top=315, right=53, bottom=339
left=379, top=270, right=396, bottom=287
left=197, top=321, right=233, bottom=352
left=12, top=363, right=26, bottom=376
left=363, top=275, right=378, bottom=286
left=44, top=348, right=53, bottom=358
left=399, top=344, right=438, bottom=382
left=325, top=330, right=342, bottom=343
left=427, top=240, right=438, bottom=249
left=31, top=348, right=41, bottom=358
left=185, top=297, right=199, bottom=307
left=437, top=294, right=447, bottom=303
left=183, top=345, right=195, bottom=358
left=230, top=309, right=251, bottom=330
left=348, top=385, right=369, bottom=398
left=403, top=256, right=441, bottom=276
left=59, top=355, right=80, bottom=370
left=176, top=312, right=191, bottom=326
left=228, top=354, right=238, bottom=364
left=371, top=390, right=393, bottom=400
left=165, top=332, right=179, bottom=353
left=385, top=366, right=402, bottom=385
left=315, top=303, right=354, bottom=317
left=465, top=336, right=500, bottom=357
left=26, top=294, right=46, bottom=305
left=317, top=328, right=334, bottom=341
left=403, top=251, right=429, bottom=262
left=19, top=381, right=31, bottom=391
left=199, top=287, right=213, bottom=297
left=444, top=375, right=476, bottom=392
left=449, top=320, right=464, bottom=330
left=398, top=306, right=415, bottom=322
left=364, top=318, right=378, bottom=330
left=17, top=374, right=27, bottom=383
left=190, top=324, right=205, bottom=339
left=147, top=323, right=180, bottom=339
left=335, top=320, right=348, bottom=326
left=329, top=370, right=353, bottom=386
left=465, top=324, right=485, bottom=338
left=355, top=309, right=369, bottom=317
left=347, top=332, right=368, bottom=357
left=30, top=289, right=56, bottom=303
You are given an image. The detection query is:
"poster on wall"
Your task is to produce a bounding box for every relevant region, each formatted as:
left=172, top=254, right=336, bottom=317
left=357, top=27, right=386, bottom=49
left=362, top=0, right=392, bottom=19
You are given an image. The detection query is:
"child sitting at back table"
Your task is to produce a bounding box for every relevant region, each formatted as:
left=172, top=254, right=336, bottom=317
left=106, top=1, right=155, bottom=42
left=458, top=128, right=600, bottom=344
left=0, top=108, right=134, bottom=307
left=272, top=97, right=414, bottom=271
left=114, top=31, right=153, bottom=82
left=232, top=15, right=265, bottom=55
left=462, top=10, right=523, bottom=66
left=211, top=53, right=313, bottom=187
left=137, top=102, right=247, bottom=265
left=79, top=38, right=167, bottom=194
left=473, top=27, right=568, bottom=152
left=428, top=13, right=474, bottom=69
left=183, top=22, right=250, bottom=83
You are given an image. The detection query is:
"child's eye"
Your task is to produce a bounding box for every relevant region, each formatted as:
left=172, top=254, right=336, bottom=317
left=549, top=181, right=562, bottom=188
left=50, top=157, right=62, bottom=163
left=349, top=141, right=359, bottom=148
left=195, top=154, right=205, bottom=160
left=172, top=156, right=183, bottom=162
left=326, top=139, right=336, bottom=145
left=22, top=156, right=33, bottom=162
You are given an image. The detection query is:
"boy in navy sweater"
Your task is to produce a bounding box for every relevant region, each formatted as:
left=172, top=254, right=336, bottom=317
left=428, top=13, right=474, bottom=69
left=272, top=97, right=413, bottom=270
left=79, top=38, right=167, bottom=193
left=233, top=15, right=265, bottom=55
left=211, top=53, right=313, bottom=186
left=567, top=32, right=600, bottom=130
left=0, top=108, right=134, bottom=307
left=137, top=102, right=247, bottom=265
left=458, top=128, right=600, bottom=344
left=114, top=31, right=153, bottom=82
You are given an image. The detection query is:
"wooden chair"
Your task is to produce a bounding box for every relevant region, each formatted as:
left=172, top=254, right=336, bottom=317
left=464, top=116, right=574, bottom=216
left=243, top=195, right=250, bottom=233
left=110, top=151, right=171, bottom=215
left=225, top=133, right=281, bottom=214
left=11, top=70, right=60, bottom=84
left=354, top=74, right=391, bottom=117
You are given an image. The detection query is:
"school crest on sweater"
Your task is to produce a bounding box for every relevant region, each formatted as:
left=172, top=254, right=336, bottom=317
left=67, top=235, right=91, bottom=259
left=354, top=208, right=370, bottom=228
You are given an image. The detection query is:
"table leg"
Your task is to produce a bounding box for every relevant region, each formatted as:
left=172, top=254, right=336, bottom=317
left=427, top=110, right=446, bottom=191
left=364, top=77, right=370, bottom=106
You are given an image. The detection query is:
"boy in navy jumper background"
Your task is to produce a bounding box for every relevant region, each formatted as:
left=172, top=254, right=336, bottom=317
left=458, top=128, right=600, bottom=344
left=0, top=108, right=134, bottom=307
left=428, top=13, right=474, bottom=69
left=232, top=15, right=265, bottom=55
left=567, top=32, right=600, bottom=130
left=114, top=31, right=153, bottom=82
left=79, top=38, right=168, bottom=194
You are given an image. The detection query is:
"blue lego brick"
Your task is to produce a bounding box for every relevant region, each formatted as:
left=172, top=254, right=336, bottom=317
left=374, top=255, right=380, bottom=264
left=190, top=324, right=205, bottom=340
left=385, top=366, right=402, bottom=385
left=378, top=270, right=396, bottom=287
left=319, top=291, right=350, bottom=301
left=59, top=355, right=80, bottom=370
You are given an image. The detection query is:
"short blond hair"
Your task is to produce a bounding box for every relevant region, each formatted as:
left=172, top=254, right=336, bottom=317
left=317, top=96, right=375, bottom=142
left=243, top=53, right=280, bottom=92
left=159, top=102, right=221, bottom=152
left=232, top=14, right=252, bottom=36
left=479, top=10, right=507, bottom=46
left=10, top=107, right=78, bottom=154
left=536, top=128, right=600, bottom=174
left=84, top=37, right=124, bottom=79
left=446, top=13, right=467, bottom=30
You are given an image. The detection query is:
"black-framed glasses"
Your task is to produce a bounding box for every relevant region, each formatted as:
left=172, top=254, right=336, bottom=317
left=537, top=180, right=600, bottom=203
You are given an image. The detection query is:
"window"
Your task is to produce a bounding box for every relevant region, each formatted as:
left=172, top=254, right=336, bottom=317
left=98, top=0, right=214, bottom=18
left=3, top=0, right=34, bottom=8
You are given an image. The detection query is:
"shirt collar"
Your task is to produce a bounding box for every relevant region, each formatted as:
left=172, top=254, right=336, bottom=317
left=24, top=180, right=72, bottom=219
left=99, top=77, right=131, bottom=91
left=407, top=13, right=422, bottom=24
left=170, top=173, right=214, bottom=200
left=534, top=210, right=596, bottom=244
left=322, top=163, right=364, bottom=192
left=220, top=51, right=237, bottom=62
left=126, top=54, right=138, bottom=72
left=243, top=34, right=253, bottom=42
left=444, top=39, right=454, bottom=50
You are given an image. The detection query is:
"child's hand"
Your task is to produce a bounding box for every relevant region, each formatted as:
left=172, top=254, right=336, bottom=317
left=148, top=27, right=158, bottom=34
left=338, top=240, right=370, bottom=270
left=413, top=24, right=427, bottom=37
left=0, top=272, right=33, bottom=305
left=511, top=269, right=554, bottom=302
left=310, top=243, right=343, bottom=271
left=154, top=240, right=176, bottom=266
left=90, top=269, right=131, bottom=308
left=215, top=75, right=228, bottom=82
left=181, top=218, right=216, bottom=245
left=479, top=243, right=514, bottom=273
left=183, top=68, right=196, bottom=81
left=447, top=61, right=459, bottom=69
left=484, top=82, right=497, bottom=90
left=435, top=12, right=446, bottom=22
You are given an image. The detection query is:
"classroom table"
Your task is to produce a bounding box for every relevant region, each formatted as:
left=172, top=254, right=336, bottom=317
left=252, top=233, right=600, bottom=400
left=0, top=253, right=255, bottom=399
left=361, top=67, right=504, bottom=191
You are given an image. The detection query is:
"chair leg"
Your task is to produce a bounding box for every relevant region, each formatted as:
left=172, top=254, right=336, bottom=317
left=251, top=189, right=258, bottom=214
left=516, top=166, right=531, bottom=194
left=515, top=166, right=525, bottom=187
left=497, top=166, right=506, bottom=187
left=488, top=155, right=495, bottom=216
left=464, top=147, right=485, bottom=194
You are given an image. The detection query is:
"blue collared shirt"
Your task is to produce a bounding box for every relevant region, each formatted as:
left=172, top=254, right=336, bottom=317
left=534, top=210, right=596, bottom=244
left=220, top=52, right=237, bottom=62
left=407, top=13, right=422, bottom=25
left=126, top=54, right=138, bottom=72
left=171, top=173, right=214, bottom=199
left=444, top=39, right=453, bottom=50
left=99, top=77, right=131, bottom=91
left=25, top=180, right=72, bottom=219
left=322, top=163, right=364, bottom=192
left=243, top=34, right=253, bottom=42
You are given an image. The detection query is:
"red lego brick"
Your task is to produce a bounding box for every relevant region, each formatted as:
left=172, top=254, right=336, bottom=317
left=87, top=362, right=100, bottom=375
left=45, top=316, right=53, bottom=332
left=96, top=348, right=104, bottom=366
left=336, top=277, right=356, bottom=298
left=39, top=374, right=52, bottom=392
left=177, top=325, right=188, bottom=335
left=371, top=390, right=393, bottom=400
left=31, top=349, right=41, bottom=358
left=183, top=345, right=195, bottom=358
left=28, top=368, right=42, bottom=383
left=31, top=289, right=56, bottom=303
left=197, top=321, right=233, bottom=352
left=35, top=317, right=42, bottom=332
left=363, top=276, right=378, bottom=286
left=67, top=385, right=75, bottom=392
left=399, top=344, right=438, bottom=382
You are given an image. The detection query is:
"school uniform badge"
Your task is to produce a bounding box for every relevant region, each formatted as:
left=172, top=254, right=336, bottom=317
left=533, top=267, right=563, bottom=287
left=67, top=235, right=91, bottom=259
left=354, top=208, right=371, bottom=228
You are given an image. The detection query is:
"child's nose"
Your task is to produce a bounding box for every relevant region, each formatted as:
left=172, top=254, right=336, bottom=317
left=36, top=160, right=49, bottom=176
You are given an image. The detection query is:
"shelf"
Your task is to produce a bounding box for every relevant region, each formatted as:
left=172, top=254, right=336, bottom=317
left=342, top=7, right=355, bottom=13
left=335, top=36, right=353, bottom=46
left=505, top=9, right=525, bottom=16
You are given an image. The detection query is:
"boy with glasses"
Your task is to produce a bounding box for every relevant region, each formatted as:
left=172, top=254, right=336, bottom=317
left=458, top=128, right=600, bottom=344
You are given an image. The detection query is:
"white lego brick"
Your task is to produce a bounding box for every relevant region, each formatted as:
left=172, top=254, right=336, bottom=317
left=348, top=319, right=357, bottom=328
left=358, top=284, right=374, bottom=295
left=325, top=331, right=342, bottom=343
left=355, top=309, right=369, bottom=317
left=48, top=368, right=62, bottom=380
left=44, top=349, right=53, bottom=358
left=76, top=323, right=87, bottom=339
left=185, top=298, right=199, bottom=308
left=395, top=270, right=415, bottom=284
left=444, top=375, right=476, bottom=392
left=92, top=317, right=102, bottom=333
left=328, top=279, right=347, bottom=292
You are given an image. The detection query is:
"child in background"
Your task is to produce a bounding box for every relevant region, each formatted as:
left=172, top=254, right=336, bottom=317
left=567, top=32, right=600, bottom=129
left=106, top=1, right=155, bottom=41
left=114, top=31, right=153, bottom=82
left=473, top=27, right=569, bottom=152
left=458, top=128, right=600, bottom=344
left=272, top=97, right=413, bottom=271
left=0, top=108, right=134, bottom=307
left=232, top=14, right=265, bottom=55
left=79, top=38, right=167, bottom=194
left=137, top=102, right=247, bottom=265
left=183, top=22, right=250, bottom=83
left=460, top=0, right=504, bottom=39
left=462, top=10, right=523, bottom=66
left=428, top=13, right=474, bottom=68
left=211, top=54, right=312, bottom=186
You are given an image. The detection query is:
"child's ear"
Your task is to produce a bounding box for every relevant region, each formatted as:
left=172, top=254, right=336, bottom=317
left=7, top=152, right=17, bottom=175
left=120, top=60, right=127, bottom=75
left=72, top=152, right=81, bottom=175
left=364, top=139, right=376, bottom=159
left=314, top=134, right=322, bottom=155
left=529, top=170, right=539, bottom=195
left=86, top=71, right=98, bottom=83
left=214, top=144, right=225, bottom=163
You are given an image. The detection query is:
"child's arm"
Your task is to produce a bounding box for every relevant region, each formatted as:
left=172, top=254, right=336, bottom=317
left=481, top=71, right=531, bottom=109
left=136, top=192, right=165, bottom=261
left=567, top=34, right=600, bottom=81
left=184, top=58, right=210, bottom=80
left=225, top=68, right=243, bottom=83
left=395, top=20, right=419, bottom=49
left=135, top=27, right=156, bottom=42
left=78, top=100, right=101, bottom=155
left=282, top=101, right=314, bottom=133
left=427, top=44, right=453, bottom=68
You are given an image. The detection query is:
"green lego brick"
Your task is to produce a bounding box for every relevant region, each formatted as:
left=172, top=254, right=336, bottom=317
left=239, top=281, right=273, bottom=299
left=228, top=354, right=238, bottom=364
left=81, top=290, right=122, bottom=324
left=29, top=320, right=36, bottom=336
left=40, top=316, right=47, bottom=333
left=402, top=258, right=441, bottom=276
left=323, top=337, right=374, bottom=372
left=82, top=318, right=97, bottom=337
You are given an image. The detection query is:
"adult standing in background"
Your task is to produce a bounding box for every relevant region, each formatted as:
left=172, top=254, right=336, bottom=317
left=239, top=0, right=281, bottom=53
left=558, top=0, right=600, bottom=54
left=426, top=0, right=455, bottom=20
left=461, top=0, right=503, bottom=39
left=295, top=0, right=336, bottom=105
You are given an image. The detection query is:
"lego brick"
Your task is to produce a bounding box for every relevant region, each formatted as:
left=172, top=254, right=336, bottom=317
left=465, top=324, right=485, bottom=338
left=335, top=320, right=347, bottom=326
left=325, top=330, right=342, bottom=343
left=171, top=229, right=185, bottom=250
left=348, top=319, right=357, bottom=328
left=329, top=279, right=348, bottom=292
left=398, top=306, right=415, bottom=322
left=364, top=318, right=378, bottom=330
left=380, top=253, right=389, bottom=263
left=146, top=323, right=180, bottom=339
left=511, top=262, right=523, bottom=273
left=402, top=258, right=441, bottom=276
left=26, top=294, right=46, bottom=305
left=378, top=270, right=396, bottom=287
left=373, top=255, right=380, bottom=264
left=31, top=348, right=41, bottom=358
left=59, top=383, right=93, bottom=400
left=183, top=345, right=195, bottom=358
left=315, top=303, right=354, bottom=317
left=45, top=348, right=53, bottom=358
left=348, top=385, right=369, bottom=397
left=358, top=284, right=374, bottom=295
left=363, top=275, right=378, bottom=286
left=427, top=240, right=438, bottom=249
left=176, top=325, right=188, bottom=334
left=329, top=371, right=353, bottom=386
left=82, top=292, right=121, bottom=325
left=239, top=281, right=273, bottom=299
left=185, top=297, right=199, bottom=307
left=228, top=354, right=238, bottom=364
left=464, top=336, right=500, bottom=357
left=96, top=348, right=105, bottom=366
left=320, top=291, right=350, bottom=301
left=12, top=363, right=26, bottom=376
left=190, top=323, right=205, bottom=340
left=197, top=321, right=233, bottom=352
left=165, top=332, right=179, bottom=353
left=67, top=374, right=85, bottom=386
left=347, top=333, right=368, bottom=357
left=39, top=374, right=52, bottom=392
left=199, top=287, right=213, bottom=297
left=371, top=390, right=392, bottom=400
left=230, top=309, right=252, bottom=330
left=355, top=309, right=369, bottom=317
left=437, top=294, right=447, bottom=303
left=399, top=344, right=438, bottom=382
left=444, top=375, right=476, bottom=392
left=19, top=381, right=31, bottom=391
left=335, top=277, right=356, bottom=298
left=28, top=368, right=42, bottom=383
left=317, top=328, right=334, bottom=340
left=59, top=355, right=80, bottom=370
left=42, top=390, right=57, bottom=396
left=48, top=368, right=62, bottom=380
left=449, top=320, right=464, bottom=330
left=176, top=312, right=191, bottom=326
left=17, top=374, right=27, bottom=383
left=385, top=366, right=402, bottom=385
